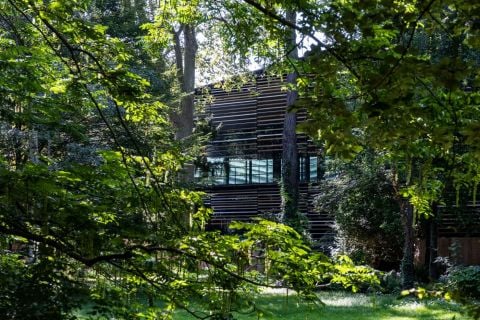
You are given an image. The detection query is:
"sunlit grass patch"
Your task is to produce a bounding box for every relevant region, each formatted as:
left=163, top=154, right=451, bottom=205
left=173, top=291, right=468, bottom=320
left=74, top=290, right=468, bottom=319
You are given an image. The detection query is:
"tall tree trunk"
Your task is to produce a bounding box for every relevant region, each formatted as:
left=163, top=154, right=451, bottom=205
left=172, top=23, right=197, bottom=228
left=281, top=11, right=301, bottom=231
left=400, top=200, right=415, bottom=289
left=172, top=24, right=197, bottom=141
left=176, top=24, right=196, bottom=142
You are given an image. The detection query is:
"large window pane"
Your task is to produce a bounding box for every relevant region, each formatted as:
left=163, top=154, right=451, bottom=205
left=229, top=159, right=247, bottom=184
left=251, top=159, right=273, bottom=183
left=309, top=156, right=318, bottom=181
left=208, top=157, right=226, bottom=184
left=197, top=157, right=275, bottom=185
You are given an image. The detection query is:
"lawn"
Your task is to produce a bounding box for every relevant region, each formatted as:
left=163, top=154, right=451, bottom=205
left=75, top=290, right=468, bottom=319
left=173, top=291, right=469, bottom=320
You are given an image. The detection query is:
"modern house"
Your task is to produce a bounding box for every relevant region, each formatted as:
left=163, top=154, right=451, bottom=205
left=195, top=73, right=480, bottom=264
left=194, top=74, right=334, bottom=245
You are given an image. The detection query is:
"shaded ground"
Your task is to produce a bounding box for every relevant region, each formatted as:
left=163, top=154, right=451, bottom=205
left=75, top=291, right=468, bottom=319
left=174, top=291, right=468, bottom=320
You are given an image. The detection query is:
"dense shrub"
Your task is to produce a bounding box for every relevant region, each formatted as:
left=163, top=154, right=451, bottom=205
left=0, top=253, right=84, bottom=320
left=434, top=264, right=480, bottom=319
left=317, top=153, right=403, bottom=271
left=443, top=265, right=480, bottom=299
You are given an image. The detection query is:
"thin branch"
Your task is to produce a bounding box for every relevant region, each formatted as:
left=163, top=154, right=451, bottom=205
left=10, top=0, right=181, bottom=227
left=415, top=76, right=445, bottom=108
left=242, top=0, right=361, bottom=80
left=427, top=11, right=456, bottom=41
left=373, top=0, right=438, bottom=88
left=242, top=0, right=438, bottom=93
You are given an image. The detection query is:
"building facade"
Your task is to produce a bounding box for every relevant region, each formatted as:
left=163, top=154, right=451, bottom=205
left=195, top=74, right=334, bottom=244
left=195, top=74, right=480, bottom=264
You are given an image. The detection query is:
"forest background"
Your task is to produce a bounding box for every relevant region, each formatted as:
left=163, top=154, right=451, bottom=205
left=0, top=0, right=479, bottom=319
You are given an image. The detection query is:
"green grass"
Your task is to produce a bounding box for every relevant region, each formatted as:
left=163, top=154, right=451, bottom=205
left=174, top=291, right=468, bottom=320
left=75, top=291, right=469, bottom=319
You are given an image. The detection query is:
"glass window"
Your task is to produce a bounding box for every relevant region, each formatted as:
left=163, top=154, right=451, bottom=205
left=229, top=159, right=248, bottom=184
left=197, top=157, right=275, bottom=185
left=207, top=157, right=226, bottom=184
left=251, top=159, right=273, bottom=183
left=309, top=156, right=318, bottom=181
left=194, top=167, right=202, bottom=179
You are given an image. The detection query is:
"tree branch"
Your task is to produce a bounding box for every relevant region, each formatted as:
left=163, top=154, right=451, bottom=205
left=8, top=0, right=182, bottom=227
left=373, top=0, right=438, bottom=89
left=242, top=0, right=361, bottom=79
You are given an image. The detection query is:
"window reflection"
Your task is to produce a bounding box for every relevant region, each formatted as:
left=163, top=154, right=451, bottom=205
left=229, top=159, right=247, bottom=184
left=252, top=159, right=273, bottom=183
left=310, top=156, right=318, bottom=181
left=196, top=156, right=317, bottom=185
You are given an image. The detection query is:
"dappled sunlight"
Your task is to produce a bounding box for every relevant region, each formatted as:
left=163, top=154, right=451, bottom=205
left=319, top=292, right=372, bottom=307
left=232, top=292, right=466, bottom=320
left=172, top=292, right=468, bottom=320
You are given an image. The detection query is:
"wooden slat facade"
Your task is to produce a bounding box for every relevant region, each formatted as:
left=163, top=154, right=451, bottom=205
left=197, top=75, right=316, bottom=158
left=196, top=74, right=480, bottom=257
left=197, top=75, right=333, bottom=243
left=203, top=183, right=334, bottom=242
left=438, top=202, right=480, bottom=237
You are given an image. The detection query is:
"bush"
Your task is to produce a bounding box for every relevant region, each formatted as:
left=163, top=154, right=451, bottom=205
left=441, top=265, right=480, bottom=319
left=444, top=265, right=480, bottom=299
left=380, top=270, right=402, bottom=293
left=317, top=153, right=403, bottom=271
left=0, top=253, right=85, bottom=320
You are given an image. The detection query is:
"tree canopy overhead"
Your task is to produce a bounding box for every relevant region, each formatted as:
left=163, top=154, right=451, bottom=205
left=231, top=0, right=479, bottom=288
left=240, top=0, right=480, bottom=195
left=0, top=1, right=382, bottom=318
left=1, top=0, right=480, bottom=318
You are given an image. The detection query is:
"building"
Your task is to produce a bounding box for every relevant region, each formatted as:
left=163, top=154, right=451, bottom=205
left=195, top=74, right=334, bottom=245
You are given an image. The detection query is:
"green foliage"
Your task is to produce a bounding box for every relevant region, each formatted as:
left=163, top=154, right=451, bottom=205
left=380, top=270, right=403, bottom=294
left=400, top=265, right=480, bottom=319
left=444, top=265, right=480, bottom=300
left=0, top=0, right=211, bottom=317
left=230, top=219, right=331, bottom=298
left=0, top=254, right=85, bottom=320
left=231, top=0, right=480, bottom=214
left=329, top=255, right=381, bottom=293
left=2, top=1, right=353, bottom=317
left=317, top=153, right=403, bottom=269
left=233, top=0, right=479, bottom=293
left=3, top=0, right=479, bottom=318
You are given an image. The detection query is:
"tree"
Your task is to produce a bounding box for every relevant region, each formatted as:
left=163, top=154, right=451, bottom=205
left=241, top=0, right=480, bottom=288
left=0, top=1, right=380, bottom=318
left=281, top=10, right=303, bottom=232
left=146, top=0, right=198, bottom=142
left=143, top=0, right=287, bottom=140
left=144, top=1, right=310, bottom=231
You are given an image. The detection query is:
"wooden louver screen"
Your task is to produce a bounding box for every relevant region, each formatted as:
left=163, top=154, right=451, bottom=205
left=198, top=75, right=316, bottom=158
left=196, top=74, right=334, bottom=243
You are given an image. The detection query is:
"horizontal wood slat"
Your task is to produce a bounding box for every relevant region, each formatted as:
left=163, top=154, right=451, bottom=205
left=437, top=203, right=480, bottom=237
left=203, top=182, right=334, bottom=241
left=197, top=75, right=333, bottom=242
left=198, top=75, right=479, bottom=243
left=197, top=75, right=317, bottom=158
